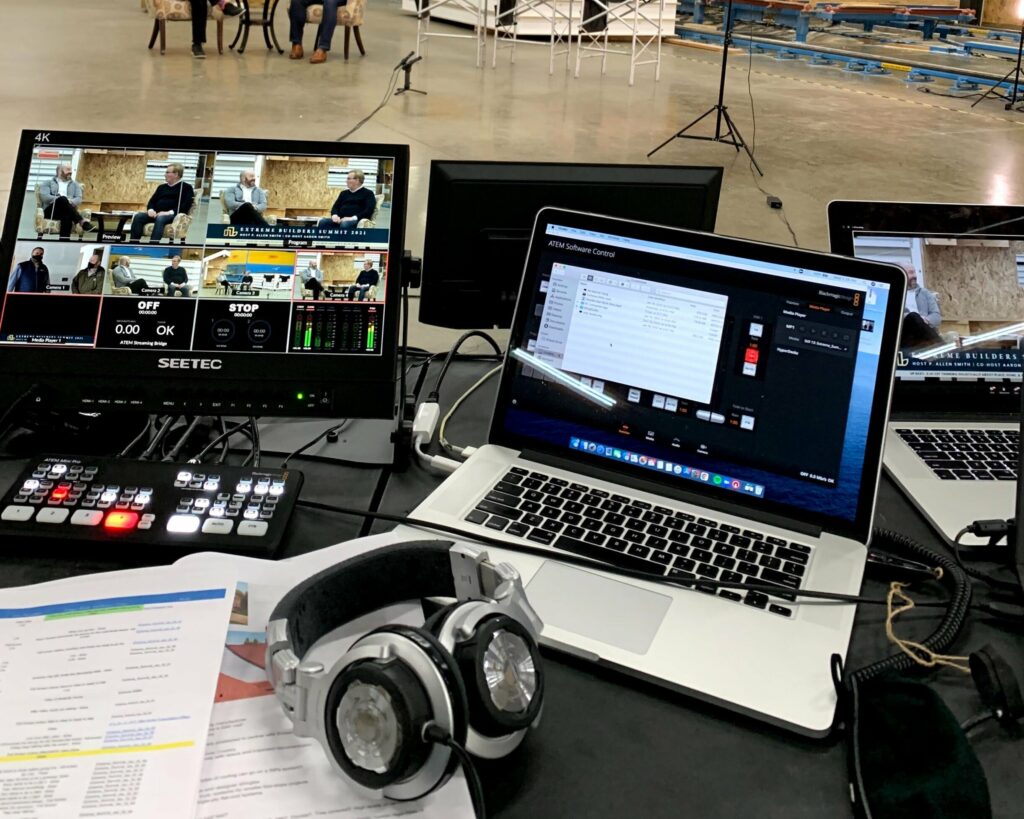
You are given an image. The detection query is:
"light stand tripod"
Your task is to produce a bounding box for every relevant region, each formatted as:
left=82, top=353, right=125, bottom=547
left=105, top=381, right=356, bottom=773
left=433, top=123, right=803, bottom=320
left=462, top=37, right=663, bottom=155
left=971, top=16, right=1024, bottom=110
left=395, top=54, right=426, bottom=96
left=648, top=0, right=763, bottom=174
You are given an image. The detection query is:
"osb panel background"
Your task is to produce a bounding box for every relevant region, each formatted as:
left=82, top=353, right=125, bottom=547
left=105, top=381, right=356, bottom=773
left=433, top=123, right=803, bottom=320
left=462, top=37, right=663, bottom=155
left=321, top=253, right=361, bottom=285
left=262, top=157, right=348, bottom=211
left=922, top=240, right=1024, bottom=326
left=981, top=0, right=1020, bottom=26
left=78, top=151, right=168, bottom=206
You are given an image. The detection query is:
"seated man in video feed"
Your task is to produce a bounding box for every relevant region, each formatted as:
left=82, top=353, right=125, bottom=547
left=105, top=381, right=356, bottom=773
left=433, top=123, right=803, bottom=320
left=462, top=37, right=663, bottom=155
left=7, top=247, right=50, bottom=293
left=40, top=163, right=94, bottom=239
left=223, top=170, right=269, bottom=226
left=163, top=256, right=192, bottom=297
left=901, top=261, right=942, bottom=349
left=347, top=259, right=379, bottom=301
left=301, top=259, right=323, bottom=300
left=130, top=163, right=195, bottom=243
left=111, top=256, right=149, bottom=295
left=72, top=251, right=105, bottom=295
left=317, top=170, right=376, bottom=231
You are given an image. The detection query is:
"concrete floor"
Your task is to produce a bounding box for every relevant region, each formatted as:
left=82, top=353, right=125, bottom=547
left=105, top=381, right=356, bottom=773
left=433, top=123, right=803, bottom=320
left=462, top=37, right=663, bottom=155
left=2, top=0, right=1023, bottom=351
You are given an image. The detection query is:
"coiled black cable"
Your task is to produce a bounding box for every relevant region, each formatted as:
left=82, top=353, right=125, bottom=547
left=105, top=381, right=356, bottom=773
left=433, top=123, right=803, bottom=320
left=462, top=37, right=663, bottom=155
left=845, top=528, right=972, bottom=686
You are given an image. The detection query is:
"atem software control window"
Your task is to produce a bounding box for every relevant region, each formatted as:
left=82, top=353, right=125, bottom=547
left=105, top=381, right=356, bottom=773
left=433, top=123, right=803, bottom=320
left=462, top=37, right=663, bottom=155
left=2, top=141, right=394, bottom=356
left=504, top=223, right=890, bottom=519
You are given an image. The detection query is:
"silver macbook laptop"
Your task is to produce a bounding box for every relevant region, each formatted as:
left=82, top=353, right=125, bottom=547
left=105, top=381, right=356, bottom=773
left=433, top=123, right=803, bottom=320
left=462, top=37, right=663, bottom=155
left=410, top=208, right=905, bottom=736
left=829, top=200, right=1024, bottom=546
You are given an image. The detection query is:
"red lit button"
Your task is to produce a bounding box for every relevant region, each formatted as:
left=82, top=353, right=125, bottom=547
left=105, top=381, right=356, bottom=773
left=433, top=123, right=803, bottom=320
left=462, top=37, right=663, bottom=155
left=104, top=511, right=139, bottom=530
left=744, top=348, right=759, bottom=364
left=51, top=488, right=69, bottom=501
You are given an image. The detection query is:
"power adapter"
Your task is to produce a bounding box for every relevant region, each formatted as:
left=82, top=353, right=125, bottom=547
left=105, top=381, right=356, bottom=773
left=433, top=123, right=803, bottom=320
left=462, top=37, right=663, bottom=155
left=767, top=195, right=783, bottom=210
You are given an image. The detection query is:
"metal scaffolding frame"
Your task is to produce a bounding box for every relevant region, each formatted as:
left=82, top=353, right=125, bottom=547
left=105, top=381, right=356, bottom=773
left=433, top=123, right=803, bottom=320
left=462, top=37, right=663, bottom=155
left=574, top=0, right=666, bottom=85
left=415, top=0, right=489, bottom=67
left=491, top=0, right=576, bottom=74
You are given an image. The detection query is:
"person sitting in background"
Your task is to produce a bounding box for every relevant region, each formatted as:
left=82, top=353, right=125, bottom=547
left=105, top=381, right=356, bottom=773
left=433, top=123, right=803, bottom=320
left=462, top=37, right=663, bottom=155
left=288, top=0, right=350, bottom=64
left=72, top=251, right=105, bottom=295
left=189, top=0, right=241, bottom=59
left=39, top=163, right=93, bottom=239
left=163, top=256, right=191, bottom=297
left=347, top=259, right=379, bottom=300
left=111, top=256, right=149, bottom=295
left=300, top=259, right=323, bottom=300
left=130, top=163, right=195, bottom=243
left=317, top=170, right=375, bottom=231
left=7, top=247, right=49, bottom=293
left=223, top=170, right=269, bottom=226
left=903, top=263, right=941, bottom=328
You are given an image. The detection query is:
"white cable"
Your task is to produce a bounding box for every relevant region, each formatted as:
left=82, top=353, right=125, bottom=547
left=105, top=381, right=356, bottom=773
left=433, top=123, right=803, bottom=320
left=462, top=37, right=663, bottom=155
left=411, top=402, right=464, bottom=473
left=439, top=365, right=502, bottom=457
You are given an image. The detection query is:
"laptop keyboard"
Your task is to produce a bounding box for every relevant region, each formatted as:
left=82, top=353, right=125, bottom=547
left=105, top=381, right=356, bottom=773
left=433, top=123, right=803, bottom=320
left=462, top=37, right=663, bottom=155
left=463, top=467, right=813, bottom=618
left=896, top=428, right=1019, bottom=480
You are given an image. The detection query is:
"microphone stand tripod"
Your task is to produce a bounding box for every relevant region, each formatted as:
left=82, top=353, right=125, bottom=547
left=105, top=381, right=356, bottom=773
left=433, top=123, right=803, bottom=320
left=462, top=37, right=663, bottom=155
left=970, top=16, right=1024, bottom=111
left=395, top=55, right=426, bottom=96
left=647, top=0, right=763, bottom=175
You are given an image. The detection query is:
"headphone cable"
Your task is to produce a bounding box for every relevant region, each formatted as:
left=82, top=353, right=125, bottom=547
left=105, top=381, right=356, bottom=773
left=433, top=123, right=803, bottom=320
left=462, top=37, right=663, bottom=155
left=423, top=724, right=486, bottom=819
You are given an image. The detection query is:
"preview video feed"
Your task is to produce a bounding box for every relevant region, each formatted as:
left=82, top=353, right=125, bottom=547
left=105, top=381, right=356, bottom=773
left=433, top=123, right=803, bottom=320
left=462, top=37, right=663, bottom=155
left=17, top=145, right=215, bottom=245
left=204, top=154, right=394, bottom=248
left=853, top=233, right=1024, bottom=371
left=292, top=251, right=386, bottom=302
left=193, top=300, right=291, bottom=353
left=199, top=248, right=297, bottom=300
left=106, top=245, right=203, bottom=297
left=7, top=241, right=112, bottom=295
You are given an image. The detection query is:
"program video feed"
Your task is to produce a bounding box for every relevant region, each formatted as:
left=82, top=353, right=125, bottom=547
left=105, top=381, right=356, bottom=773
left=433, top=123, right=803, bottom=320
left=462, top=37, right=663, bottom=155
left=853, top=233, right=1024, bottom=373
left=292, top=251, right=386, bottom=302
left=204, top=154, right=394, bottom=248
left=17, top=145, right=215, bottom=246
left=199, top=248, right=296, bottom=300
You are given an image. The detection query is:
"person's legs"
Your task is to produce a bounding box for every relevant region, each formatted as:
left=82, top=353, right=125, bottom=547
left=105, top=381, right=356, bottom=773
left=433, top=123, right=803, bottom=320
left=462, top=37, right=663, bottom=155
left=229, top=203, right=266, bottom=225
left=316, top=0, right=340, bottom=50
left=189, top=0, right=207, bottom=43
left=309, top=279, right=322, bottom=300
left=129, top=279, right=148, bottom=295
left=289, top=0, right=315, bottom=45
left=346, top=285, right=357, bottom=300
left=316, top=217, right=334, bottom=229
left=129, top=212, right=152, bottom=241
left=150, top=214, right=175, bottom=242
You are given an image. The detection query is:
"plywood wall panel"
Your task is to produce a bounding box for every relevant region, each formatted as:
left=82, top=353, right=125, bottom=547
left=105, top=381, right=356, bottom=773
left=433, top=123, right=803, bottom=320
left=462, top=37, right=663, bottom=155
left=922, top=240, right=1024, bottom=326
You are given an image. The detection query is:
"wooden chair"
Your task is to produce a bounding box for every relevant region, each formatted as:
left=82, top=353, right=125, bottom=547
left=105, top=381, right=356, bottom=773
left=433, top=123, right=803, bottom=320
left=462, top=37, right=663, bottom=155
left=145, top=0, right=225, bottom=54
left=305, top=0, right=367, bottom=59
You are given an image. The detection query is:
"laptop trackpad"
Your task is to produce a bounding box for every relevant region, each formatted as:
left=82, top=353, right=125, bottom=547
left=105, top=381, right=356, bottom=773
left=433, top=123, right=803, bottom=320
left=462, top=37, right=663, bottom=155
left=526, top=561, right=672, bottom=655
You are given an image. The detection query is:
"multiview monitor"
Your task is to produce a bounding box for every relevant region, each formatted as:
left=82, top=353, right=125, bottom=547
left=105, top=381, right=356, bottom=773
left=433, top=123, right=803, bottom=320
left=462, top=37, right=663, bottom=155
left=0, top=130, right=408, bottom=418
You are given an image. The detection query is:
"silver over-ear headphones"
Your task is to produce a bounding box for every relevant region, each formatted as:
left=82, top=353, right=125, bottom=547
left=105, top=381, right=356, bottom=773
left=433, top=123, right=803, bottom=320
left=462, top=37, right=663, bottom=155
left=266, top=540, right=544, bottom=801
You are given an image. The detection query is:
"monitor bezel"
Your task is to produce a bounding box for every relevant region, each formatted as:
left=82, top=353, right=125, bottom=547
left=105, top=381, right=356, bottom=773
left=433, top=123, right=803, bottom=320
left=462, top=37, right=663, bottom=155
left=489, top=207, right=908, bottom=543
left=0, top=129, right=408, bottom=418
left=827, top=199, right=1024, bottom=416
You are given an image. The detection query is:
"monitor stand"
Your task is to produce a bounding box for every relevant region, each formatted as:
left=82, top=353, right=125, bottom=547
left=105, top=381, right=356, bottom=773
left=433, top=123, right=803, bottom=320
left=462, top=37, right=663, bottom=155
left=253, top=417, right=397, bottom=466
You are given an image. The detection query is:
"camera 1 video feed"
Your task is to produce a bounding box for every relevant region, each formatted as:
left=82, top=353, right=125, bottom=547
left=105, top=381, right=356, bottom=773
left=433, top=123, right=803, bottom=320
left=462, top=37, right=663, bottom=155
left=205, top=154, right=394, bottom=248
left=17, top=145, right=215, bottom=245
left=853, top=233, right=1024, bottom=374
left=292, top=251, right=385, bottom=302
left=1, top=241, right=111, bottom=345
left=199, top=249, right=296, bottom=300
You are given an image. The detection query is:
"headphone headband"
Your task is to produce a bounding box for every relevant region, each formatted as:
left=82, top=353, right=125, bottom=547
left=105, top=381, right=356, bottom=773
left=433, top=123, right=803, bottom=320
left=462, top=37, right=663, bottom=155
left=270, top=540, right=457, bottom=658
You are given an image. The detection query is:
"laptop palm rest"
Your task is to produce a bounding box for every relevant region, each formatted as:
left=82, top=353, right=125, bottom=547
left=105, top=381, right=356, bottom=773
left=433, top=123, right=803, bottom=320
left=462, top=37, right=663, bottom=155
left=526, top=561, right=672, bottom=655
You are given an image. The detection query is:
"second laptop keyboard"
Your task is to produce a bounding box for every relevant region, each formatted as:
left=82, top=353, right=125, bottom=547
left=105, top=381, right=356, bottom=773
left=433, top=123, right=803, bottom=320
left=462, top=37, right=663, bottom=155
left=463, top=467, right=813, bottom=618
left=896, top=428, right=1019, bottom=480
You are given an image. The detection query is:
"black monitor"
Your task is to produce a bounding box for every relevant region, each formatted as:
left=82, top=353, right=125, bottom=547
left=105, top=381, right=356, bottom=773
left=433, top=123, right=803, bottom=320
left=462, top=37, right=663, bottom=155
left=828, top=199, right=1024, bottom=415
left=418, top=161, right=723, bottom=329
left=0, top=130, right=407, bottom=418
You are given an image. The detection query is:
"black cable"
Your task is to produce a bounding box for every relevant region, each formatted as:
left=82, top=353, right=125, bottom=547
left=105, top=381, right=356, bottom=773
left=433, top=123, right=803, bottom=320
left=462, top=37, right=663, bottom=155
left=0, top=384, right=40, bottom=440
left=138, top=415, right=178, bottom=461
left=119, top=415, right=156, bottom=458
left=428, top=332, right=505, bottom=403
left=294, top=499, right=955, bottom=608
left=247, top=416, right=261, bottom=468
left=163, top=416, right=203, bottom=462
left=336, top=64, right=405, bottom=142
left=281, top=420, right=351, bottom=469
left=423, top=725, right=486, bottom=819
left=953, top=527, right=1021, bottom=594
left=189, top=419, right=254, bottom=464
left=217, top=416, right=230, bottom=465
left=846, top=528, right=972, bottom=686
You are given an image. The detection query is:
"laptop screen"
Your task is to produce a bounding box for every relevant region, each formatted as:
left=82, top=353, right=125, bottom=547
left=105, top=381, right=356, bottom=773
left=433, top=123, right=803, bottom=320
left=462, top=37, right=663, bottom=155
left=829, top=200, right=1024, bottom=414
left=491, top=209, right=905, bottom=540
